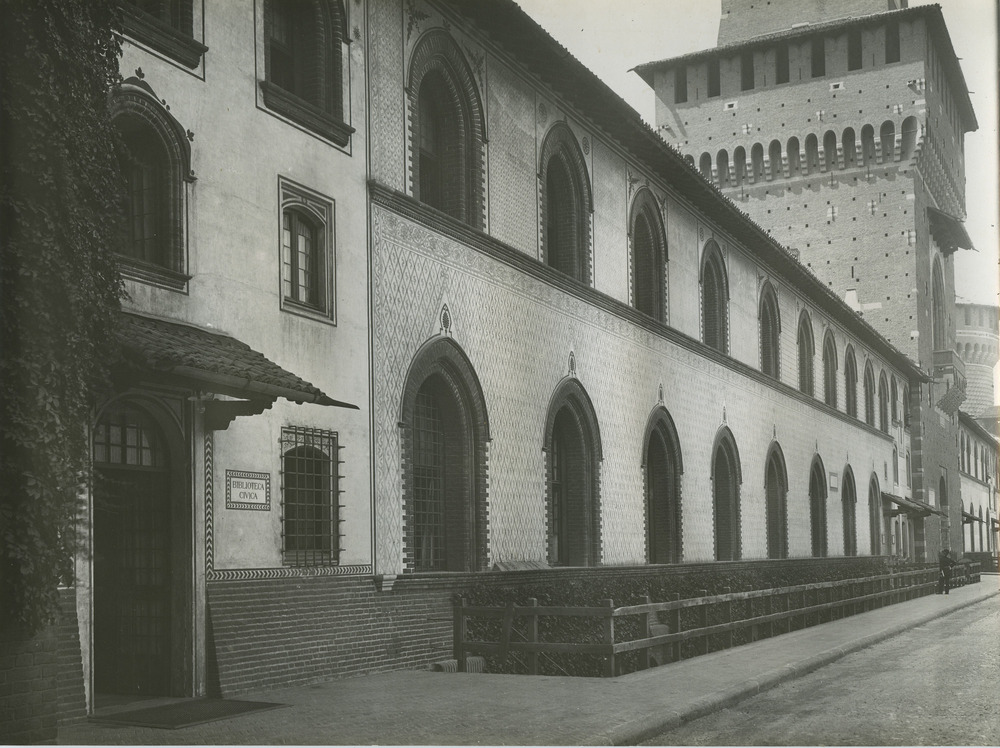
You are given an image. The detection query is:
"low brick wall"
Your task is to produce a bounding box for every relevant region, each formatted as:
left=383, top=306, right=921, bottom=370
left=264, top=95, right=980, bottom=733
left=206, top=557, right=890, bottom=695
left=0, top=589, right=85, bottom=743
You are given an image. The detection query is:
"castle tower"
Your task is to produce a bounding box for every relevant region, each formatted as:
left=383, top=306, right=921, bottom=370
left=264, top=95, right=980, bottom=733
left=635, top=3, right=978, bottom=554
left=956, top=302, right=999, bottom=418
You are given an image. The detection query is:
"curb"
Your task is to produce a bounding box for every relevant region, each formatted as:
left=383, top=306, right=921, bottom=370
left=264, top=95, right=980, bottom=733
left=599, top=588, right=998, bottom=746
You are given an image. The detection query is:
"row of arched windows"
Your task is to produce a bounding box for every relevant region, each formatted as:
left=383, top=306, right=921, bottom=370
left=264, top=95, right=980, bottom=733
left=693, top=117, right=920, bottom=189
left=960, top=429, right=995, bottom=484
left=757, top=283, right=909, bottom=432
left=401, top=336, right=890, bottom=572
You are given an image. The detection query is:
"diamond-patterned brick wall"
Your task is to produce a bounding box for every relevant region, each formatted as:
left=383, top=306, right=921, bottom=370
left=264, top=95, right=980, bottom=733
left=373, top=204, right=898, bottom=573
left=368, top=0, right=405, bottom=191
left=487, top=60, right=539, bottom=258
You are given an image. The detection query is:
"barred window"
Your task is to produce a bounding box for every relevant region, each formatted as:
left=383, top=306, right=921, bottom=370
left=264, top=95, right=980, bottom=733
left=281, top=427, right=341, bottom=566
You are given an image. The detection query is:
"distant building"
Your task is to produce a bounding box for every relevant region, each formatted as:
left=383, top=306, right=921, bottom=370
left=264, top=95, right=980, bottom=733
left=636, top=0, right=978, bottom=557
left=955, top=302, right=999, bottom=418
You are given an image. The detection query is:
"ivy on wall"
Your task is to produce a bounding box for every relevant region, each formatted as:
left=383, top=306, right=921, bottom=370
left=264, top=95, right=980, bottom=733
left=1, top=0, right=125, bottom=634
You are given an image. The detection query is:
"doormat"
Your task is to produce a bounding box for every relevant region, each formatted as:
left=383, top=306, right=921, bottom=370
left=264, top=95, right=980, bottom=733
left=90, top=699, right=287, bottom=729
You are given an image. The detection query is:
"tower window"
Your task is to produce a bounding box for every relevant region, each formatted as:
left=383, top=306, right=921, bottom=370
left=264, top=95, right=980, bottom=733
left=811, top=37, right=826, bottom=78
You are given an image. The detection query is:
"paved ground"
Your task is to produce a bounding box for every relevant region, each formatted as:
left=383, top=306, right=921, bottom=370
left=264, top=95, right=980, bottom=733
left=59, top=578, right=999, bottom=746
left=642, top=593, right=1000, bottom=746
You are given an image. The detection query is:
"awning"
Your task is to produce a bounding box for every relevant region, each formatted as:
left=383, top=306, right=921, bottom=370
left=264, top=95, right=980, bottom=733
left=927, top=207, right=974, bottom=256
left=882, top=492, right=945, bottom=518
left=962, top=510, right=984, bottom=525
left=117, top=311, right=358, bottom=428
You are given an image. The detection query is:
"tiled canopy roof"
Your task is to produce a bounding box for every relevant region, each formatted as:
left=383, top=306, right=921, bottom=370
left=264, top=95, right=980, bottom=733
left=118, top=311, right=357, bottom=409
left=883, top=492, right=944, bottom=518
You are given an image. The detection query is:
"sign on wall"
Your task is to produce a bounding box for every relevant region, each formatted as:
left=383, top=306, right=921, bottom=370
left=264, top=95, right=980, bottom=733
left=226, top=470, right=271, bottom=511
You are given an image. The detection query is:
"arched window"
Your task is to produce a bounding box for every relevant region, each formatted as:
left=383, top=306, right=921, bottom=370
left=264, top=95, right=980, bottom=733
left=282, top=441, right=336, bottom=566
left=282, top=207, right=324, bottom=310
left=905, top=451, right=911, bottom=486
left=902, top=384, right=910, bottom=428
left=262, top=0, right=350, bottom=144
left=805, top=134, right=820, bottom=173
left=932, top=258, right=947, bottom=351
left=112, top=83, right=192, bottom=282
left=868, top=475, right=882, bottom=554
left=545, top=379, right=602, bottom=566
left=890, top=377, right=898, bottom=423
left=864, top=362, right=876, bottom=427
left=842, top=127, right=857, bottom=168
left=701, top=241, right=729, bottom=354
left=892, top=447, right=899, bottom=485
left=798, top=311, right=815, bottom=396
left=901, top=116, right=919, bottom=160
left=823, top=130, right=838, bottom=170
left=764, top=443, right=788, bottom=559
left=809, top=456, right=828, bottom=557
left=822, top=330, right=837, bottom=407
left=844, top=345, right=858, bottom=418
left=878, top=371, right=889, bottom=433
left=769, top=139, right=783, bottom=180
left=402, top=338, right=490, bottom=572
left=712, top=428, right=742, bottom=561
left=879, top=120, right=896, bottom=163
left=787, top=137, right=801, bottom=176
left=860, top=124, right=876, bottom=166
left=700, top=152, right=713, bottom=180
left=960, top=432, right=967, bottom=472
left=644, top=408, right=683, bottom=564
left=540, top=124, right=593, bottom=284
left=733, top=146, right=747, bottom=186
left=842, top=467, right=857, bottom=556
left=409, top=31, right=486, bottom=228
left=759, top=281, right=781, bottom=378
left=716, top=150, right=731, bottom=187
left=939, top=474, right=948, bottom=508
left=751, top=143, right=764, bottom=181
left=630, top=189, right=667, bottom=322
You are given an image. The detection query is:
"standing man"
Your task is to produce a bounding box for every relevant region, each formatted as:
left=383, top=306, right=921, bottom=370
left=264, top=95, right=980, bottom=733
left=938, top=548, right=956, bottom=594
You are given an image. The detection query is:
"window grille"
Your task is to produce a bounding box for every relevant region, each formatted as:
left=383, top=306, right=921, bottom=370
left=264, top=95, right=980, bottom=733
left=280, top=427, right=342, bottom=567
left=412, top=389, right=445, bottom=570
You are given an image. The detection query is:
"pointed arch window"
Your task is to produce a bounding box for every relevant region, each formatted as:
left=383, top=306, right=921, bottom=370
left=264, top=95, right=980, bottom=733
left=545, top=380, right=602, bottom=566
left=401, top=338, right=490, bottom=573
left=842, top=468, right=857, bottom=557
left=890, top=377, right=899, bottom=423
left=759, top=282, right=781, bottom=378
left=844, top=346, right=858, bottom=418
left=764, top=444, right=788, bottom=559
left=701, top=241, right=729, bottom=354
left=864, top=362, right=876, bottom=427
left=644, top=409, right=683, bottom=564
left=809, top=457, right=828, bottom=557
left=408, top=31, right=486, bottom=229
left=630, top=190, right=667, bottom=322
left=712, top=429, right=742, bottom=561
left=878, top=371, right=889, bottom=433
left=540, top=124, right=592, bottom=284
left=798, top=312, right=815, bottom=396
left=932, top=259, right=947, bottom=351
left=868, top=475, right=882, bottom=554
left=822, top=330, right=837, bottom=407
left=261, top=0, right=352, bottom=145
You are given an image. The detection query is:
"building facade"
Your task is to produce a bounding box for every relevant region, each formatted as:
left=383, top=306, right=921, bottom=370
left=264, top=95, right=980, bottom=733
left=955, top=302, right=999, bottom=419
left=958, top=412, right=997, bottom=556
left=52, top=0, right=952, bottom=716
left=635, top=0, right=977, bottom=557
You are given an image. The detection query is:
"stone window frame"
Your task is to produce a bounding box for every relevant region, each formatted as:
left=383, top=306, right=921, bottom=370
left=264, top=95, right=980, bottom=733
left=399, top=336, right=490, bottom=574
left=544, top=377, right=603, bottom=567
left=711, top=425, right=742, bottom=562
left=844, top=345, right=859, bottom=419
left=700, top=239, right=730, bottom=355
left=278, top=177, right=337, bottom=323
left=642, top=406, right=684, bottom=565
left=758, top=281, right=781, bottom=379
left=808, top=455, right=828, bottom=558
left=764, top=441, right=788, bottom=560
left=121, top=0, right=208, bottom=70
left=628, top=188, right=668, bottom=323
left=538, top=122, right=594, bottom=286
left=406, top=29, right=486, bottom=230
left=822, top=329, right=838, bottom=408
left=258, top=0, right=354, bottom=147
left=842, top=465, right=858, bottom=557
left=797, top=310, right=815, bottom=397
left=111, top=81, right=194, bottom=292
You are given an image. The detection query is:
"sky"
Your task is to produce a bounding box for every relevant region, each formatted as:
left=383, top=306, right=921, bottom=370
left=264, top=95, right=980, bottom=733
left=515, top=0, right=1000, bottom=306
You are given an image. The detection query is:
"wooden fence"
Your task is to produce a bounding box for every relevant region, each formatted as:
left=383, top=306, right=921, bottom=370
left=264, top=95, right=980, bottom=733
left=454, top=564, right=981, bottom=677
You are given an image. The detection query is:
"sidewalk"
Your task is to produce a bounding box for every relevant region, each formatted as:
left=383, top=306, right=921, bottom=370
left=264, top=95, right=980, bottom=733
left=59, top=579, right=999, bottom=746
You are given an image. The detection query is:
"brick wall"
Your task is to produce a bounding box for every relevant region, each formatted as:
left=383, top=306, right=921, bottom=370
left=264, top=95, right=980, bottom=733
left=0, top=589, right=85, bottom=744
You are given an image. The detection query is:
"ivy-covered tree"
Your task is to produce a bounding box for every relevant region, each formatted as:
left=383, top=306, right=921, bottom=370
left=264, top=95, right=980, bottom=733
left=1, top=0, right=125, bottom=634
